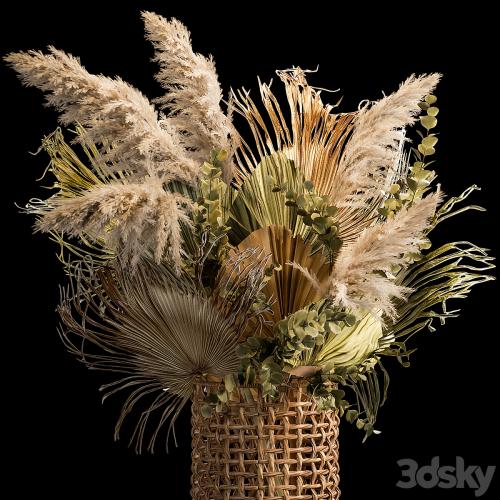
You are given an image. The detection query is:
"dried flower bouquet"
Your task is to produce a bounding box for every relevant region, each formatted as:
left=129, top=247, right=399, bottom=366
left=5, top=9, right=494, bottom=479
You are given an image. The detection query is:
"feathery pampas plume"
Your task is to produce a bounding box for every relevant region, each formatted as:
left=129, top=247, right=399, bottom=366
left=4, top=47, right=199, bottom=185
left=328, top=191, right=443, bottom=317
left=333, top=73, right=441, bottom=208
left=142, top=11, right=237, bottom=182
left=37, top=178, right=192, bottom=268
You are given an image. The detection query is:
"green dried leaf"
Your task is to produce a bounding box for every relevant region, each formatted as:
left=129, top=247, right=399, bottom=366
left=236, top=344, right=253, bottom=358
left=216, top=149, right=228, bottom=161
left=201, top=404, right=213, bottom=418
left=270, top=371, right=284, bottom=385
left=217, top=389, right=228, bottom=403
left=205, top=393, right=219, bottom=404
left=245, top=364, right=256, bottom=384
left=304, top=180, right=314, bottom=191
left=326, top=206, right=338, bottom=217
left=420, top=115, right=438, bottom=130
left=346, top=409, right=359, bottom=423
left=224, top=374, right=236, bottom=393
left=421, top=135, right=438, bottom=147
left=247, top=336, right=261, bottom=349
left=418, top=144, right=436, bottom=156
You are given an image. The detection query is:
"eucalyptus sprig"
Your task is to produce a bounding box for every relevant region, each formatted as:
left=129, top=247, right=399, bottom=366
left=235, top=300, right=359, bottom=400
left=274, top=300, right=357, bottom=367
left=189, top=149, right=232, bottom=287
left=380, top=93, right=440, bottom=220
left=272, top=178, right=342, bottom=266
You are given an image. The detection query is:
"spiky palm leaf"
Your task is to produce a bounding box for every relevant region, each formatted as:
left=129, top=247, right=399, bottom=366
left=381, top=187, right=495, bottom=358
left=25, top=126, right=117, bottom=268
left=8, top=10, right=494, bottom=450
left=231, top=69, right=355, bottom=195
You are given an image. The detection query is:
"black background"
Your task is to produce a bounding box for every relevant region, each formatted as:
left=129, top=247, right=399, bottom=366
left=1, top=3, right=498, bottom=498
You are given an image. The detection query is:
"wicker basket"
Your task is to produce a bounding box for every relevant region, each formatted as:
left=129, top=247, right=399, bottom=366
left=191, top=380, right=340, bottom=499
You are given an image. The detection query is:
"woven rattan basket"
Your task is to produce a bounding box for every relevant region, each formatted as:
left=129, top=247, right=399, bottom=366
left=191, top=380, right=340, bottom=499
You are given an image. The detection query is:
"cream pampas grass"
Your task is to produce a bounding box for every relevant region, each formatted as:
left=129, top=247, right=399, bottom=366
left=37, top=178, right=191, bottom=267
left=328, top=191, right=443, bottom=317
left=7, top=11, right=494, bottom=454
left=231, top=69, right=440, bottom=241
left=334, top=73, right=441, bottom=208
left=4, top=48, right=198, bottom=184
left=142, top=11, right=236, bottom=182
left=5, top=19, right=239, bottom=267
left=23, top=127, right=192, bottom=267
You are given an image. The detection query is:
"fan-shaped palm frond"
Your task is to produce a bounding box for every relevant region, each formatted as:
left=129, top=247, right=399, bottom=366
left=231, top=69, right=439, bottom=243
left=231, top=69, right=355, bottom=195
left=235, top=225, right=330, bottom=331
left=7, top=9, right=494, bottom=451
left=231, top=69, right=373, bottom=240
left=58, top=252, right=270, bottom=452
left=227, top=153, right=307, bottom=244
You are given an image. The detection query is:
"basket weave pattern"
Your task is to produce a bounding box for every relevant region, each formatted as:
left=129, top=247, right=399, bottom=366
left=191, top=381, right=340, bottom=499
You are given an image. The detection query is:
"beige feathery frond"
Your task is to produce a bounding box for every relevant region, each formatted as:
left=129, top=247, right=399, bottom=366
left=35, top=178, right=192, bottom=267
left=333, top=73, right=441, bottom=208
left=4, top=48, right=198, bottom=184
left=328, top=191, right=443, bottom=317
left=142, top=11, right=236, bottom=182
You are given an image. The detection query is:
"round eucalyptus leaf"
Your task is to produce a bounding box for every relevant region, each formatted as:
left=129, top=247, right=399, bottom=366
left=422, top=135, right=438, bottom=147
left=420, top=115, right=438, bottom=130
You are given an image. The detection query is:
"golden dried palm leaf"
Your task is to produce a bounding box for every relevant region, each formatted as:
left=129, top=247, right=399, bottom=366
left=235, top=225, right=330, bottom=332
left=232, top=69, right=355, bottom=195
left=231, top=69, right=380, bottom=241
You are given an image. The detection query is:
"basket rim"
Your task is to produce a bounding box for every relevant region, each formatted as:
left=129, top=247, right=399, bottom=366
left=192, top=376, right=311, bottom=389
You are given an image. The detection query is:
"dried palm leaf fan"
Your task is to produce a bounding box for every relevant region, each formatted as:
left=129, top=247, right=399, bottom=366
left=6, top=10, right=494, bottom=500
